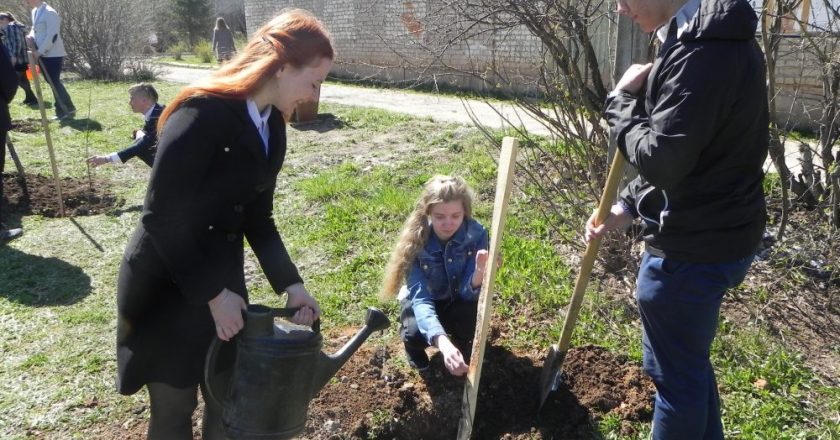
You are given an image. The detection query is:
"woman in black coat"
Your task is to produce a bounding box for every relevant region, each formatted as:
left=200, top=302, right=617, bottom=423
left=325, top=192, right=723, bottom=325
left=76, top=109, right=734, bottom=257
left=116, top=9, right=334, bottom=439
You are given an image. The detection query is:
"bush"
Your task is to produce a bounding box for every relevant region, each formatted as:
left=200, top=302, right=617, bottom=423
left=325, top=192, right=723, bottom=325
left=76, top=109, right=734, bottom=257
left=123, top=58, right=161, bottom=82
left=55, top=0, right=149, bottom=80
left=194, top=40, right=214, bottom=63
left=168, top=41, right=191, bottom=61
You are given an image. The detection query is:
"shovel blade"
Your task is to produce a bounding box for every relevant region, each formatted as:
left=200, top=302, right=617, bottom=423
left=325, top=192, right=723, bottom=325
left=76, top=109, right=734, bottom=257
left=538, top=344, right=566, bottom=411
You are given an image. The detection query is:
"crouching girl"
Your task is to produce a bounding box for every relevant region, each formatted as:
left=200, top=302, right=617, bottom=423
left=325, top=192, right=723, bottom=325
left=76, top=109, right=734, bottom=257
left=381, top=175, right=489, bottom=376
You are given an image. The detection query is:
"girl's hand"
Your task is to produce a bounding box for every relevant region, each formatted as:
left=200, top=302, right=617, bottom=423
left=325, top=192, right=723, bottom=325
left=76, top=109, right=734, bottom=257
left=208, top=288, right=247, bottom=341
left=436, top=335, right=469, bottom=376
left=471, top=249, right=489, bottom=288
left=285, top=283, right=321, bottom=326
left=584, top=203, right=633, bottom=243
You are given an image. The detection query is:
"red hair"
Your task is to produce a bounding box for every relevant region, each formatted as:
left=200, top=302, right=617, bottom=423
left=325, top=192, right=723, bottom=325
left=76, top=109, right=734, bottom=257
left=158, top=9, right=335, bottom=133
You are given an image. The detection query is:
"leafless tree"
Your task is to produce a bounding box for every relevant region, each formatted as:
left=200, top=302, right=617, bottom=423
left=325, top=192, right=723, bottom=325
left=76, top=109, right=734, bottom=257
left=800, top=0, right=840, bottom=228
left=376, top=0, right=641, bottom=268
left=762, top=0, right=840, bottom=232
left=50, top=0, right=152, bottom=80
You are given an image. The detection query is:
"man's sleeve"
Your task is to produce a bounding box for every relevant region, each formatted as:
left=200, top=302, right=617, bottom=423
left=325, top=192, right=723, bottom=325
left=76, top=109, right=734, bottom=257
left=605, top=50, right=730, bottom=190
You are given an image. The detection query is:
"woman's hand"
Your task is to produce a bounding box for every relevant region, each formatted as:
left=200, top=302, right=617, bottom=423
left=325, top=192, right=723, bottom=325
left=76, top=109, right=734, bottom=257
left=208, top=288, right=247, bottom=341
left=584, top=203, right=633, bottom=243
left=435, top=335, right=469, bottom=376
left=285, top=282, right=321, bottom=326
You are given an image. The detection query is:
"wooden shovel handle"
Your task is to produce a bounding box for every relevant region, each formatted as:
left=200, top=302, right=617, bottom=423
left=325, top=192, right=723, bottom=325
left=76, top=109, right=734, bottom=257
left=555, top=151, right=626, bottom=352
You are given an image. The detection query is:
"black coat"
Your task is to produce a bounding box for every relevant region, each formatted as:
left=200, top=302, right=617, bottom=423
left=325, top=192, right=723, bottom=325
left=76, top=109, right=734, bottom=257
left=117, top=103, right=165, bottom=166
left=0, top=45, right=17, bottom=131
left=116, top=96, right=303, bottom=395
left=606, top=0, right=768, bottom=263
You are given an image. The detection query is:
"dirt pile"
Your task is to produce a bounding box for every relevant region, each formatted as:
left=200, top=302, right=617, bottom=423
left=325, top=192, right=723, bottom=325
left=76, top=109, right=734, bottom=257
left=303, top=337, right=654, bottom=440
left=2, top=173, right=120, bottom=217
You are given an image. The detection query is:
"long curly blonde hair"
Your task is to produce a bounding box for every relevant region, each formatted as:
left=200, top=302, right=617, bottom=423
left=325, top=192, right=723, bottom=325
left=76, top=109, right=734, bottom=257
left=380, top=175, right=475, bottom=299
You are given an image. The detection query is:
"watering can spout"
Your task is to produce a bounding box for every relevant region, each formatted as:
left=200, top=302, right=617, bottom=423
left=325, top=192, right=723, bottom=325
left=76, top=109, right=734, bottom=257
left=314, top=307, right=390, bottom=391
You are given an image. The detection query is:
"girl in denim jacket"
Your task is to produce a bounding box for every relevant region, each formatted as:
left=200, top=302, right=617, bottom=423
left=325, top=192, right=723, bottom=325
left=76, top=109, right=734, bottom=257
left=381, top=175, right=489, bottom=376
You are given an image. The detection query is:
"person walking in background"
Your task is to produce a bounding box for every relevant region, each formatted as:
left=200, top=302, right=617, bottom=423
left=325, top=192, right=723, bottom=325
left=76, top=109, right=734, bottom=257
left=211, top=17, right=236, bottom=64
left=86, top=83, right=165, bottom=168
left=24, top=0, right=75, bottom=120
left=586, top=0, right=768, bottom=438
left=381, top=175, right=490, bottom=376
left=0, top=12, right=37, bottom=105
left=1, top=40, right=22, bottom=242
left=115, top=9, right=333, bottom=439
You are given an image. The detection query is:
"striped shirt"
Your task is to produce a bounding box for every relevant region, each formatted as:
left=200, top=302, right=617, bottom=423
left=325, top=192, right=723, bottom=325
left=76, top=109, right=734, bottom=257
left=1, top=22, right=28, bottom=65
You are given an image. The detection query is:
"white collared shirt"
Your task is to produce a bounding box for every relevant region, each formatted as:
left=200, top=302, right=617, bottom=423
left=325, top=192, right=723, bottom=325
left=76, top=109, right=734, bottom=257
left=656, top=0, right=701, bottom=43
left=246, top=98, right=271, bottom=156
left=107, top=103, right=157, bottom=164
left=143, top=103, right=155, bottom=121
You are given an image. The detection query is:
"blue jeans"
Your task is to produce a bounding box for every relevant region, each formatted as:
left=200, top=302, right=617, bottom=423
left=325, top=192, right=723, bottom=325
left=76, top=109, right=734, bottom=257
left=636, top=252, right=753, bottom=440
left=39, top=56, right=75, bottom=117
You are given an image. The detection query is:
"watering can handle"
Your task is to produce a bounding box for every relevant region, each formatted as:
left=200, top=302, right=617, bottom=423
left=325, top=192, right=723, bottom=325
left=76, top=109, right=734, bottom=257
left=254, top=306, right=322, bottom=334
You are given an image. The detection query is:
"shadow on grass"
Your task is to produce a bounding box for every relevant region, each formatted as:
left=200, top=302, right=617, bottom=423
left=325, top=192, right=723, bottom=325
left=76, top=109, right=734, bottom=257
left=290, top=113, right=345, bottom=133
left=0, top=245, right=91, bottom=306
left=58, top=117, right=103, bottom=131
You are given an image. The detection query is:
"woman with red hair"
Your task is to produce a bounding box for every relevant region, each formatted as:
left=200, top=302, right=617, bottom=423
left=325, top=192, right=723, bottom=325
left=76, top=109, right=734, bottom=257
left=115, top=9, right=334, bottom=439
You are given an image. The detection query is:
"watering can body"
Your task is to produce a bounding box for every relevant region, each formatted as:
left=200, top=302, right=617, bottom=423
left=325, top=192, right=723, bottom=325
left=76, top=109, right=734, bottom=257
left=205, top=304, right=390, bottom=440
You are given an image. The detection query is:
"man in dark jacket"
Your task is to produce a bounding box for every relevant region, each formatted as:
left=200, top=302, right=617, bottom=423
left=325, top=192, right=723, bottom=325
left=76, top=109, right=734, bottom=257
left=1, top=44, right=22, bottom=241
left=586, top=0, right=768, bottom=438
left=86, top=83, right=165, bottom=168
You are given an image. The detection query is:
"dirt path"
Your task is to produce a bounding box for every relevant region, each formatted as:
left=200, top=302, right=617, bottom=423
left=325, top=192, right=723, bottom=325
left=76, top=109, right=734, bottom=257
left=159, top=64, right=550, bottom=135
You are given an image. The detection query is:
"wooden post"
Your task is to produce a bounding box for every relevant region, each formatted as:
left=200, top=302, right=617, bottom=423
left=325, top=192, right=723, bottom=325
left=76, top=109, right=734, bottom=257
left=799, top=0, right=811, bottom=34
left=27, top=51, right=65, bottom=217
left=456, top=136, right=519, bottom=440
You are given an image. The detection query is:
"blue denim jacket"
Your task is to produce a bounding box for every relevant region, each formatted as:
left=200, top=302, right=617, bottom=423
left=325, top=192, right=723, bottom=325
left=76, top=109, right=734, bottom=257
left=401, top=218, right=489, bottom=344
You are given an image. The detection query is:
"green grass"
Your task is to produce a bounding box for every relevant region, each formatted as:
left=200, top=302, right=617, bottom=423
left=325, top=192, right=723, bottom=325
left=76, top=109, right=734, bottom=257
left=0, top=79, right=838, bottom=439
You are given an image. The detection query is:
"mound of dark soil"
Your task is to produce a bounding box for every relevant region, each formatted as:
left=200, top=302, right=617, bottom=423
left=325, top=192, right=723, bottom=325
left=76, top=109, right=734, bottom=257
left=2, top=172, right=121, bottom=217
left=304, top=337, right=653, bottom=439
left=10, top=118, right=41, bottom=133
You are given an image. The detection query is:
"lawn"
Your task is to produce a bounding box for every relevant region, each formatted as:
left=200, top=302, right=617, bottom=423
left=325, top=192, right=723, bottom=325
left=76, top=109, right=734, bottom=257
left=0, top=79, right=837, bottom=439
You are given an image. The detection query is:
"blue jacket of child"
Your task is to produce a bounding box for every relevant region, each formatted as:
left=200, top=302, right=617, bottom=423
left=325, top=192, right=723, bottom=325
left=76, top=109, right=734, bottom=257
left=402, top=217, right=489, bottom=344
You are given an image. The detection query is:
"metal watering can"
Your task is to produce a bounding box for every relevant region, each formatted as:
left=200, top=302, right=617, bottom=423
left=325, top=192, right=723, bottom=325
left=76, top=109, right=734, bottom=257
left=204, top=304, right=390, bottom=439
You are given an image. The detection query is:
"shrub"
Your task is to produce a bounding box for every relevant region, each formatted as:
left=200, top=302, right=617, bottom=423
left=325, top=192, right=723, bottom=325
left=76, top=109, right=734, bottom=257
left=123, top=58, right=161, bottom=82
left=194, top=40, right=214, bottom=63
left=168, top=41, right=191, bottom=61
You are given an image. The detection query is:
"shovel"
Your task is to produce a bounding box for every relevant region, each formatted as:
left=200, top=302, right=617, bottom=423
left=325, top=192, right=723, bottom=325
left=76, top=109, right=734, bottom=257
left=538, top=150, right=626, bottom=411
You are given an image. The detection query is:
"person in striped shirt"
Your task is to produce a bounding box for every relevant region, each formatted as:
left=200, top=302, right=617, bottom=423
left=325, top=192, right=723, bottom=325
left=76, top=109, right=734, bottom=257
left=0, top=12, right=37, bottom=105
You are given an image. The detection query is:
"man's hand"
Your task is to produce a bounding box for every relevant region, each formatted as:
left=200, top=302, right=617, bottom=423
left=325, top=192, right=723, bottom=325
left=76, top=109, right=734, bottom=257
left=435, top=335, right=469, bottom=376
left=615, top=63, right=653, bottom=95
left=208, top=288, right=247, bottom=341
left=584, top=203, right=634, bottom=243
left=86, top=155, right=111, bottom=168
left=285, top=283, right=320, bottom=326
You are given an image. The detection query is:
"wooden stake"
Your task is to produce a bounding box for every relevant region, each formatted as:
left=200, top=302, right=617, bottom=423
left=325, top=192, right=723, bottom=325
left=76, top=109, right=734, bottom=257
left=457, top=136, right=519, bottom=440
left=27, top=51, right=65, bottom=217
left=799, top=0, right=811, bottom=34
left=6, top=138, right=26, bottom=176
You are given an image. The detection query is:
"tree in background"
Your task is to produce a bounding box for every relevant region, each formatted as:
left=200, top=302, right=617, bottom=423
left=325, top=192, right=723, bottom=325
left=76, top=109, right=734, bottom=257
left=378, top=0, right=637, bottom=272
left=47, top=0, right=151, bottom=80
left=171, top=0, right=212, bottom=47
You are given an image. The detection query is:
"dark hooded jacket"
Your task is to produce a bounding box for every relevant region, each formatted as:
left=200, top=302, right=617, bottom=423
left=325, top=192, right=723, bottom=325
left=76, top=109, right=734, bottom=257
left=605, top=0, right=768, bottom=263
